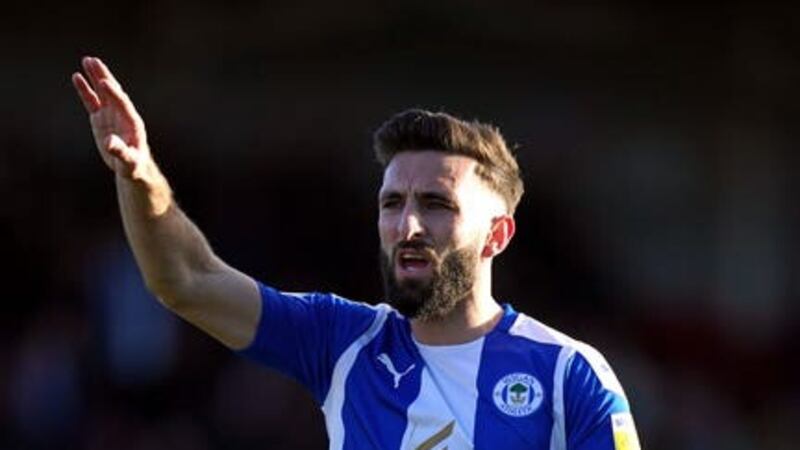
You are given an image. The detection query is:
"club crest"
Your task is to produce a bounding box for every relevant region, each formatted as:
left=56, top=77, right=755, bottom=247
left=492, top=372, right=544, bottom=417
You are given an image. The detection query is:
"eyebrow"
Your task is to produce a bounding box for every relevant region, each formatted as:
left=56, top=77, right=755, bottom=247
left=378, top=190, right=455, bottom=203
left=378, top=191, right=402, bottom=202
left=418, top=192, right=454, bottom=203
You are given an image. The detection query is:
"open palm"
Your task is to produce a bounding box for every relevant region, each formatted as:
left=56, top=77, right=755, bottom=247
left=72, top=57, right=151, bottom=180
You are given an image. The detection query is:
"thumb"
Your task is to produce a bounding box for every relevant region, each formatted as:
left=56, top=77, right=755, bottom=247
left=103, top=134, right=134, bottom=164
left=105, top=134, right=136, bottom=166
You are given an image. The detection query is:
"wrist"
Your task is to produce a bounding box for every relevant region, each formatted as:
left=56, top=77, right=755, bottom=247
left=117, top=162, right=173, bottom=217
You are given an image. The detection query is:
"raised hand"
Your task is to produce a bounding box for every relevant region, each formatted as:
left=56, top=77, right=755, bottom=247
left=71, top=59, right=259, bottom=350
left=72, top=57, right=153, bottom=181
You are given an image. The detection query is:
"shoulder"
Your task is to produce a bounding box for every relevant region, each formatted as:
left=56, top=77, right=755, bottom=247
left=502, top=310, right=626, bottom=397
left=506, top=310, right=575, bottom=348
left=493, top=308, right=638, bottom=448
left=257, top=282, right=384, bottom=320
left=499, top=308, right=581, bottom=359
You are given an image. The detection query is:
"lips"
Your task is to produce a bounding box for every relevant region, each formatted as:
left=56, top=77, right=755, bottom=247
left=399, top=252, right=431, bottom=270
left=395, top=247, right=435, bottom=276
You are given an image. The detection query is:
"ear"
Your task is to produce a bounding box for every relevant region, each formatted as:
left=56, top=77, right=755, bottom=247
left=481, top=215, right=516, bottom=258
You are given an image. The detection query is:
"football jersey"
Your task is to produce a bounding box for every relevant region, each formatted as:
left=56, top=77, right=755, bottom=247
left=241, top=282, right=641, bottom=450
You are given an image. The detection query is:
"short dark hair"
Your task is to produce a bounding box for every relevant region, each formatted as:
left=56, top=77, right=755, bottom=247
left=373, top=109, right=524, bottom=214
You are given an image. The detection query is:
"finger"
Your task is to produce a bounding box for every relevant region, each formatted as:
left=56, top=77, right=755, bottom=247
left=82, top=56, right=119, bottom=92
left=93, top=58, right=122, bottom=85
left=99, top=79, right=142, bottom=126
left=105, top=135, right=136, bottom=166
left=81, top=56, right=101, bottom=91
left=88, top=57, right=122, bottom=89
left=71, top=72, right=101, bottom=113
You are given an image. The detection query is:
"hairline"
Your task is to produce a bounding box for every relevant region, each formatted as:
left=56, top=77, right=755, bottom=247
left=379, top=148, right=511, bottom=215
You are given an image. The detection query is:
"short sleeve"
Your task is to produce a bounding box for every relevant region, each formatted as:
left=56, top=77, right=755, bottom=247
left=564, top=347, right=641, bottom=450
left=238, top=281, right=378, bottom=403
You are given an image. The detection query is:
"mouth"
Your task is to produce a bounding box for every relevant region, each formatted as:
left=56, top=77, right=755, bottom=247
left=395, top=248, right=434, bottom=277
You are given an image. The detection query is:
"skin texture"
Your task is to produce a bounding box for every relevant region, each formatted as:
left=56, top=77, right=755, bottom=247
left=378, top=152, right=516, bottom=344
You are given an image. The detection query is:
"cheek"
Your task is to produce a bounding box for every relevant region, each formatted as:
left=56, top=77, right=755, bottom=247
left=448, top=216, right=487, bottom=251
left=430, top=215, right=468, bottom=247
left=377, top=215, right=395, bottom=246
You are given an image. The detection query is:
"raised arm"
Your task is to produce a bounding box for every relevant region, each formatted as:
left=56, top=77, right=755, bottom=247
left=72, top=56, right=261, bottom=349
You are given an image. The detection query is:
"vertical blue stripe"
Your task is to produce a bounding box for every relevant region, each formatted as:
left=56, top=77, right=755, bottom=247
left=340, top=312, right=423, bottom=450
left=474, top=310, right=561, bottom=449
left=323, top=305, right=391, bottom=450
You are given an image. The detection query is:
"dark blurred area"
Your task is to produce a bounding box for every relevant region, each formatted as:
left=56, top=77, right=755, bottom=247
left=1, top=1, right=798, bottom=448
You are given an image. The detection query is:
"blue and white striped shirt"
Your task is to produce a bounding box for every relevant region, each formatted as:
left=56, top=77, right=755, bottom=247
left=241, top=282, right=640, bottom=450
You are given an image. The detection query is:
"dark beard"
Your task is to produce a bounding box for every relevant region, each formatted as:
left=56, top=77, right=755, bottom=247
left=380, top=244, right=477, bottom=322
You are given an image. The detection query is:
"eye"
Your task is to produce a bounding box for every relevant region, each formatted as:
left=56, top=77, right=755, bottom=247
left=381, top=198, right=402, bottom=209
left=424, top=199, right=454, bottom=211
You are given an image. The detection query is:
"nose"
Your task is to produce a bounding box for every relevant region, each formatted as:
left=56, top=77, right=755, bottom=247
left=398, top=204, right=425, bottom=241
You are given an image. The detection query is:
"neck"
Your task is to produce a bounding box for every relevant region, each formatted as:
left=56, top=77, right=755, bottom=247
left=410, top=263, right=502, bottom=345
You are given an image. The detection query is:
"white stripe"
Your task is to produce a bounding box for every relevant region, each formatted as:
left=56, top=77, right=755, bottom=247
left=549, top=346, right=573, bottom=450
left=402, top=337, right=484, bottom=449
left=508, top=313, right=574, bottom=347
left=322, top=304, right=391, bottom=450
left=574, top=342, right=626, bottom=397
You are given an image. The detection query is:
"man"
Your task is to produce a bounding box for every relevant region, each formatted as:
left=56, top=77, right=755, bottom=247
left=72, top=56, right=641, bottom=450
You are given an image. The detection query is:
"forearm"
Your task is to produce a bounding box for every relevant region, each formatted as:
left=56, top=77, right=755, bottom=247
left=115, top=164, right=220, bottom=304
left=74, top=56, right=261, bottom=349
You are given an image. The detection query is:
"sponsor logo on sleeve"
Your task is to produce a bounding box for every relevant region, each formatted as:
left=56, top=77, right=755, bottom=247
left=492, top=373, right=544, bottom=417
left=611, top=412, right=641, bottom=450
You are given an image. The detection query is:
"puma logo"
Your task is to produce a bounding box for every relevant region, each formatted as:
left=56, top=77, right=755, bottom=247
left=377, top=353, right=415, bottom=389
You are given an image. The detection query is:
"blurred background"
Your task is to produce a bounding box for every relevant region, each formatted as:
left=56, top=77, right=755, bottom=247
left=1, top=1, right=798, bottom=448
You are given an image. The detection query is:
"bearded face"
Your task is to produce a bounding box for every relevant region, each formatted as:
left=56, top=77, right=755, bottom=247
left=380, top=240, right=477, bottom=321
left=377, top=152, right=510, bottom=323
